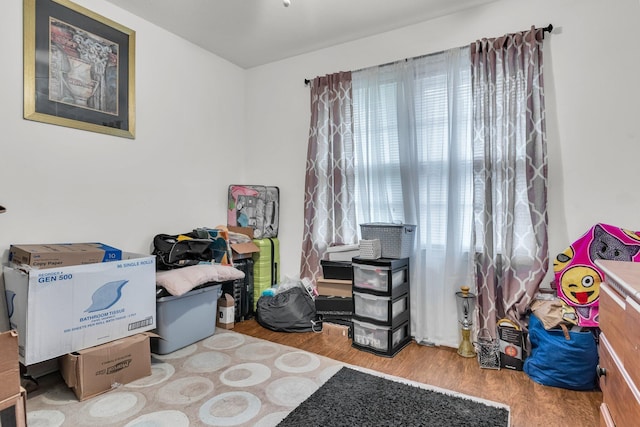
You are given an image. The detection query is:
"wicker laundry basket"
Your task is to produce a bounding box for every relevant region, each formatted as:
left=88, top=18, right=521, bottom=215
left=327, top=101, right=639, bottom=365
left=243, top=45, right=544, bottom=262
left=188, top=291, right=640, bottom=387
left=360, top=223, right=416, bottom=258
left=476, top=328, right=500, bottom=370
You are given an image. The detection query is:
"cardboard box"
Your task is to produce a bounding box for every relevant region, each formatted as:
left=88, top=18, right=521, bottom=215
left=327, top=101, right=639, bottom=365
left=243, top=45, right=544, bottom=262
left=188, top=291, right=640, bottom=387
left=228, top=226, right=260, bottom=260
left=231, top=242, right=260, bottom=261
left=498, top=319, right=525, bottom=371
left=316, top=278, right=353, bottom=298
left=228, top=226, right=254, bottom=239
left=3, top=253, right=156, bottom=365
left=0, top=330, right=20, bottom=402
left=9, top=243, right=122, bottom=268
left=217, top=292, right=235, bottom=329
left=322, top=322, right=350, bottom=340
left=59, top=333, right=153, bottom=401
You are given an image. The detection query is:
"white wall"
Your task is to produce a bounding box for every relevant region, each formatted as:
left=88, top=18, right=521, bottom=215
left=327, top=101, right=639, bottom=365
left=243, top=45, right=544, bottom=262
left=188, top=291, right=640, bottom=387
left=245, top=0, right=640, bottom=283
left=0, top=0, right=248, bottom=330
left=0, top=0, right=246, bottom=260
left=2, top=0, right=640, bottom=289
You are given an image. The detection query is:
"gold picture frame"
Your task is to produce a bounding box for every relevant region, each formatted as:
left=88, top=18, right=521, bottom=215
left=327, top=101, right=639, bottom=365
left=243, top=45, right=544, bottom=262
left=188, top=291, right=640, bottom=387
left=24, top=0, right=135, bottom=139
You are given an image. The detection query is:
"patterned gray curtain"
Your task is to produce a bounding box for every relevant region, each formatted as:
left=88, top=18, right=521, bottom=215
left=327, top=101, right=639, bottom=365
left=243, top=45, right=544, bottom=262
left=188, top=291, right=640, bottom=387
left=300, top=72, right=358, bottom=283
left=471, top=27, right=549, bottom=333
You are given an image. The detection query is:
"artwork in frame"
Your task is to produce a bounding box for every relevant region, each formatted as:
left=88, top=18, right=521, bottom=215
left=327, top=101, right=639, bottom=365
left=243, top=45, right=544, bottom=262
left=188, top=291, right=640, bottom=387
left=23, top=0, right=135, bottom=139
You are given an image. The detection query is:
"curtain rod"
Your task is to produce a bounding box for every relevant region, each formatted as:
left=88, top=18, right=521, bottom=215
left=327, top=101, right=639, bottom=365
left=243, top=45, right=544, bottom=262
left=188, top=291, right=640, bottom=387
left=304, top=24, right=553, bottom=86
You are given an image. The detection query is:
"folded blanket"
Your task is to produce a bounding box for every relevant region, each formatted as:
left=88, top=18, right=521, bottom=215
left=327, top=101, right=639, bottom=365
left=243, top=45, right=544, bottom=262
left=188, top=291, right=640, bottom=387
left=156, top=264, right=245, bottom=296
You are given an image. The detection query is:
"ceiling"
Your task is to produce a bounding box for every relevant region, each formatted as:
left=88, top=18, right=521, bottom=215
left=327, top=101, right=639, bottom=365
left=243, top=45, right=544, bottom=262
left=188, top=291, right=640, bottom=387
left=104, top=0, right=498, bottom=69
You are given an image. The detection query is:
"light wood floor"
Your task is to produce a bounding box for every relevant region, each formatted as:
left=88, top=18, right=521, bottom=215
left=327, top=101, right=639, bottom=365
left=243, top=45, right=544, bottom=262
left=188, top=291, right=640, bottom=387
left=233, top=319, right=602, bottom=427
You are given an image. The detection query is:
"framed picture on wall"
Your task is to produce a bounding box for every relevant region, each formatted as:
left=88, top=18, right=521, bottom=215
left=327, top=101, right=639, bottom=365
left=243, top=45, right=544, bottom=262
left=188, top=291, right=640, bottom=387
left=23, top=0, right=136, bottom=139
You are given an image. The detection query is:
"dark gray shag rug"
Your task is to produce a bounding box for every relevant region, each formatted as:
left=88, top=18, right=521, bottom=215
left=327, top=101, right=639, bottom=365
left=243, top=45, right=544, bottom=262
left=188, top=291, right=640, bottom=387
left=278, top=367, right=510, bottom=427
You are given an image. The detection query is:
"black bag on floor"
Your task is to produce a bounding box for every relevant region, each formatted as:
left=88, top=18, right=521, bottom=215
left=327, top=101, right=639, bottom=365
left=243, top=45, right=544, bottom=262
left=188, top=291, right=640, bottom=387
left=152, top=232, right=213, bottom=270
left=256, top=286, right=319, bottom=332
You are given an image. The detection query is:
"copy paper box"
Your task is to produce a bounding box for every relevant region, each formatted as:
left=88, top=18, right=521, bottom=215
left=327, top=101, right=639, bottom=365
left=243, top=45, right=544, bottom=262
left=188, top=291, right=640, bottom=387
left=0, top=330, right=20, bottom=402
left=59, top=333, right=153, bottom=401
left=217, top=293, right=235, bottom=329
left=9, top=243, right=122, bottom=268
left=3, top=253, right=156, bottom=365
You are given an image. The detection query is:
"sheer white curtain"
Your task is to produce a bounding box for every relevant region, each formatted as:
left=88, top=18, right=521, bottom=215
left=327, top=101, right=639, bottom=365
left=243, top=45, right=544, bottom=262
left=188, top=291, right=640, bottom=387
left=352, top=47, right=473, bottom=347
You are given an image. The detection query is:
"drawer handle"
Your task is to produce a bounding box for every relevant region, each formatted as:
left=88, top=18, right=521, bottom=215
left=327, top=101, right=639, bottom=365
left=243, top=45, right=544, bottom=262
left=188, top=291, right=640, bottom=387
left=596, top=365, right=607, bottom=378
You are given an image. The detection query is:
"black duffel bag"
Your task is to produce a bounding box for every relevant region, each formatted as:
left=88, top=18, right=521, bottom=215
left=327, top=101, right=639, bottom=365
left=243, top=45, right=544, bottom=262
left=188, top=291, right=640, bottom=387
left=152, top=232, right=213, bottom=270
left=256, top=286, right=320, bottom=332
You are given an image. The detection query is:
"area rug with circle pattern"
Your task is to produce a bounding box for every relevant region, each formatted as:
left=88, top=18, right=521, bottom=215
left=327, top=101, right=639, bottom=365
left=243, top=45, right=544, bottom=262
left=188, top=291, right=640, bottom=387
left=24, top=329, right=510, bottom=427
left=25, top=329, right=344, bottom=426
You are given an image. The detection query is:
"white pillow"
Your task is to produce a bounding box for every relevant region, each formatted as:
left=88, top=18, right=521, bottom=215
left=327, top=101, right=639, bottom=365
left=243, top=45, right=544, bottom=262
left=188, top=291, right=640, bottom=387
left=156, top=264, right=245, bottom=296
left=215, top=265, right=247, bottom=283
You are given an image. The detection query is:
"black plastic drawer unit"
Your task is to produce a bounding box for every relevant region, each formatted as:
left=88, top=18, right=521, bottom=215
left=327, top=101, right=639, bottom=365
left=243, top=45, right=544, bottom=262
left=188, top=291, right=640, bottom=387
left=320, top=259, right=353, bottom=280
left=352, top=257, right=409, bottom=298
left=352, top=319, right=411, bottom=357
left=353, top=291, right=409, bottom=327
left=351, top=257, right=411, bottom=357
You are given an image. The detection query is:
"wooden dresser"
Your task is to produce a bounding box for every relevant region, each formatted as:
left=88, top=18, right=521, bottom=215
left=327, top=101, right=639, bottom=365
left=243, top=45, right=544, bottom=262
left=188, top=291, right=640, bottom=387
left=595, top=260, right=640, bottom=426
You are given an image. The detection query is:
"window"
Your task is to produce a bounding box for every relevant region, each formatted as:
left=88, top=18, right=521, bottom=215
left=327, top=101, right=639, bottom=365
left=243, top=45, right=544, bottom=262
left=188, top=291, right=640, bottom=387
left=351, top=51, right=473, bottom=251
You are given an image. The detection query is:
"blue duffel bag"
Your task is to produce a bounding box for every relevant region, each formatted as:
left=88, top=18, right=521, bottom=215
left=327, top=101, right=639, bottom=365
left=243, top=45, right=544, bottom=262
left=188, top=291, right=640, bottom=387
left=523, top=313, right=598, bottom=390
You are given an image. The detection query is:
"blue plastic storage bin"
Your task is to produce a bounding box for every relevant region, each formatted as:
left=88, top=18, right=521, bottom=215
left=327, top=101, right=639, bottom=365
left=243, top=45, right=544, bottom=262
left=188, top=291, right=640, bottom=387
left=151, top=283, right=222, bottom=354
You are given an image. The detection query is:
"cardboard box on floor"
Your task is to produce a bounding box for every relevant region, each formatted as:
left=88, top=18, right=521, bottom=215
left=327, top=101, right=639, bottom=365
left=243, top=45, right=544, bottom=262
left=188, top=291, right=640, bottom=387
left=9, top=243, right=122, bottom=268
left=227, top=226, right=260, bottom=261
left=0, top=330, right=20, bottom=402
left=3, top=253, right=156, bottom=365
left=217, top=292, right=235, bottom=329
left=322, top=322, right=350, bottom=340
left=59, top=333, right=154, bottom=401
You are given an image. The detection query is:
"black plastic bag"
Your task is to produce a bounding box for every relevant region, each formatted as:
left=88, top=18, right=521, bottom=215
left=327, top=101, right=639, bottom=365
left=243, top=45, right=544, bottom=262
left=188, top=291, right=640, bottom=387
left=152, top=232, right=213, bottom=270
left=256, top=286, right=319, bottom=332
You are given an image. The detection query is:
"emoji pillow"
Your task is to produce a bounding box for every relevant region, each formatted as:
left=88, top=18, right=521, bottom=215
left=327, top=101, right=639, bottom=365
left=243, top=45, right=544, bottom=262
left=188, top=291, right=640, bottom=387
left=553, top=223, right=640, bottom=327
